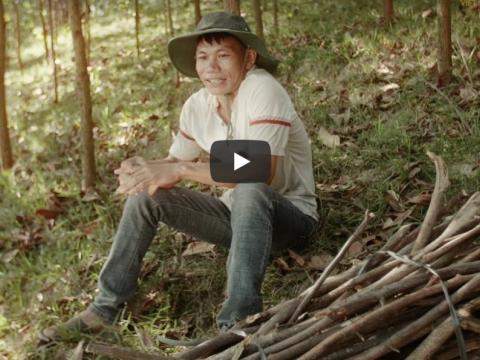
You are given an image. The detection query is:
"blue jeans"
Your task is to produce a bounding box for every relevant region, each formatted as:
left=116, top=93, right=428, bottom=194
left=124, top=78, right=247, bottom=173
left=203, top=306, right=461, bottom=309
left=89, top=183, right=317, bottom=329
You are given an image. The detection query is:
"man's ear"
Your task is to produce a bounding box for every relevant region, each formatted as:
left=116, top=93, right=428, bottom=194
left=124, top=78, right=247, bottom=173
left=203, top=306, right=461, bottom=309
left=246, top=49, right=258, bottom=70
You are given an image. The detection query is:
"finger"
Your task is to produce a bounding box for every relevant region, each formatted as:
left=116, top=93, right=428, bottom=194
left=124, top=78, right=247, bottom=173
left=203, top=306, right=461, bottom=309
left=148, top=184, right=158, bottom=196
left=128, top=181, right=148, bottom=196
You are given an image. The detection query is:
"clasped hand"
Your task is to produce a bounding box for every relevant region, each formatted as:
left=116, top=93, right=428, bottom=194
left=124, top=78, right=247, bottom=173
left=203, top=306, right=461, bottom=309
left=114, top=156, right=181, bottom=195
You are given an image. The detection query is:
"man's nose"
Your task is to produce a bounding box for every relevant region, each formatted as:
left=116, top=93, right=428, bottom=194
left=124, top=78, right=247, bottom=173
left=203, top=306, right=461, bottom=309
left=205, top=57, right=220, bottom=71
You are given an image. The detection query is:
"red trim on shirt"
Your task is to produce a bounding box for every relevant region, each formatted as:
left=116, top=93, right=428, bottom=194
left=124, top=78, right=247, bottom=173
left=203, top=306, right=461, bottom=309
left=249, top=119, right=291, bottom=127
left=180, top=129, right=195, bottom=141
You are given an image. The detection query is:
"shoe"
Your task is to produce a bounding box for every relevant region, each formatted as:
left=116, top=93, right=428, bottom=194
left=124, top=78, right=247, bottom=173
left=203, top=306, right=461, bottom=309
left=38, top=309, right=111, bottom=342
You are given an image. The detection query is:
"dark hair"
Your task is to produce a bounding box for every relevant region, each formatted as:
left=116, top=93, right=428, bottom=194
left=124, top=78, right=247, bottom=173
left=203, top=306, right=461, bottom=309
left=196, top=32, right=246, bottom=50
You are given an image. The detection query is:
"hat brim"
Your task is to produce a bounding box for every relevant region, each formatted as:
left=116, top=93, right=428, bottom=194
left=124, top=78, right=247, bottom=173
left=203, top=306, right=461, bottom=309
left=168, top=29, right=279, bottom=78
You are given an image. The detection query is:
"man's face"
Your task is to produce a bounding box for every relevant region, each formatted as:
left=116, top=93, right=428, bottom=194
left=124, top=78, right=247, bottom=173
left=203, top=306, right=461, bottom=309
left=195, top=36, right=252, bottom=97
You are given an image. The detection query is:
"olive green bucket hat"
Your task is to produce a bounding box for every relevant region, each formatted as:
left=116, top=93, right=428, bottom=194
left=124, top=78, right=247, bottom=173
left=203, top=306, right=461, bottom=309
left=168, top=11, right=279, bottom=78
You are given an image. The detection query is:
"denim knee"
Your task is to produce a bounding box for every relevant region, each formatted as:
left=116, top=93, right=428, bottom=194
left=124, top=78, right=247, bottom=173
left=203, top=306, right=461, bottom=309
left=232, top=183, right=273, bottom=207
left=123, top=191, right=161, bottom=227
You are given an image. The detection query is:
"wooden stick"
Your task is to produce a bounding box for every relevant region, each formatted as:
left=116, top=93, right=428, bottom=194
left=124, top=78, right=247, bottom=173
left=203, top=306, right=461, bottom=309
left=423, top=223, right=480, bottom=263
left=435, top=337, right=480, bottom=360
left=411, top=298, right=480, bottom=360
left=86, top=342, right=174, bottom=360
left=405, top=315, right=454, bottom=360
left=412, top=152, right=450, bottom=253
left=298, top=274, right=475, bottom=360
left=345, top=274, right=480, bottom=360
left=176, top=326, right=259, bottom=360
left=420, top=192, right=480, bottom=255
left=289, top=211, right=373, bottom=323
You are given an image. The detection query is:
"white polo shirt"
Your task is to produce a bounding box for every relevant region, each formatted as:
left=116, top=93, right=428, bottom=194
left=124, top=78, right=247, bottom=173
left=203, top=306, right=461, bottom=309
left=169, top=68, right=318, bottom=221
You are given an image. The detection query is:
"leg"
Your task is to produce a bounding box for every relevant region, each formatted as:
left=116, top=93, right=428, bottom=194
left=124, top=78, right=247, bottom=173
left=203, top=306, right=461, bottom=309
left=216, top=183, right=317, bottom=329
left=90, top=187, right=231, bottom=322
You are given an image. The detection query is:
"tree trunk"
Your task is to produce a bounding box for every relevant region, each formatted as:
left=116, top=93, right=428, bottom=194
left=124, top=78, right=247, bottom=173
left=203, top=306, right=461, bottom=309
left=38, top=0, right=49, bottom=63
left=437, top=0, right=452, bottom=87
left=223, top=0, right=240, bottom=15
left=84, top=0, right=91, bottom=65
left=68, top=0, right=96, bottom=190
left=47, top=0, right=58, bottom=102
left=194, top=0, right=201, bottom=25
left=166, top=0, right=174, bottom=36
left=165, top=0, right=179, bottom=87
left=383, top=0, right=394, bottom=24
left=12, top=0, right=23, bottom=71
left=134, top=0, right=140, bottom=57
left=272, top=0, right=278, bottom=34
left=0, top=0, right=13, bottom=170
left=252, top=0, right=264, bottom=39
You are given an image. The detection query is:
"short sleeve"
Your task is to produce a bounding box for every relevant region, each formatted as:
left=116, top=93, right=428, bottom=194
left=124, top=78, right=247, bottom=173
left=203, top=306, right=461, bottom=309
left=246, top=79, right=293, bottom=156
left=168, top=98, right=202, bottom=161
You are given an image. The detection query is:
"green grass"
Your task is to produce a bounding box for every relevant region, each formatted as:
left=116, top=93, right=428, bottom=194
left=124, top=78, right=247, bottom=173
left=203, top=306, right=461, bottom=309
left=1, top=0, right=480, bottom=358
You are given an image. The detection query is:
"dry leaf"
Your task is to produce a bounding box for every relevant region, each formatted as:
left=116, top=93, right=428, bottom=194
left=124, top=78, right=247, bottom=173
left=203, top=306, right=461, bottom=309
left=347, top=242, right=364, bottom=257
left=328, top=110, right=351, bottom=126
left=377, top=63, right=393, bottom=75
left=384, top=190, right=402, bottom=211
left=35, top=208, right=62, bottom=220
left=135, top=326, right=156, bottom=350
left=1, top=249, right=19, bottom=264
left=393, top=207, right=415, bottom=227
left=380, top=83, right=400, bottom=93
left=288, top=249, right=306, bottom=267
left=407, top=193, right=432, bottom=205
left=318, top=126, right=340, bottom=148
left=79, top=220, right=99, bottom=235
left=307, top=254, right=333, bottom=270
left=81, top=188, right=100, bottom=202
left=181, top=241, right=215, bottom=257
left=273, top=257, right=291, bottom=272
left=452, top=163, right=479, bottom=178
left=459, top=86, right=478, bottom=104
left=421, top=9, right=433, bottom=18
left=383, top=217, right=396, bottom=229
left=68, top=340, right=84, bottom=360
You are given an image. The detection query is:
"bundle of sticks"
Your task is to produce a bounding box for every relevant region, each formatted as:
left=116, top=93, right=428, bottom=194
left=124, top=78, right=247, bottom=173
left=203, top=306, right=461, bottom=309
left=87, top=152, right=480, bottom=359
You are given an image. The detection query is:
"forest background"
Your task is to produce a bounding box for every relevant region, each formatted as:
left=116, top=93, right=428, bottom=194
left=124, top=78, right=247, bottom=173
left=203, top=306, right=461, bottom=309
left=0, top=0, right=479, bottom=359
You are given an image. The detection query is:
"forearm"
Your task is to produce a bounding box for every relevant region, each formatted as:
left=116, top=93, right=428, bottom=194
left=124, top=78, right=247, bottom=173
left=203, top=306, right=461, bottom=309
left=177, top=161, right=236, bottom=188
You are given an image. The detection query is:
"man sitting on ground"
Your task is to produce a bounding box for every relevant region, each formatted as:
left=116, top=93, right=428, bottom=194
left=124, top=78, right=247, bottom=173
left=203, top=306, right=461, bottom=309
left=39, top=11, right=318, bottom=341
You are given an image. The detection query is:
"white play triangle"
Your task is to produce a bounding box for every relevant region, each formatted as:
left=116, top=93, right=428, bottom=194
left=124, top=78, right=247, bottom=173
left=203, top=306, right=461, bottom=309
left=234, top=152, right=250, bottom=171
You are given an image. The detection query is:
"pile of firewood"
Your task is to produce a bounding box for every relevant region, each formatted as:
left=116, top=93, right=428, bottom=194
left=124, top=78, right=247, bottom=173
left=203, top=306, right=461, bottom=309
left=86, top=152, right=480, bottom=359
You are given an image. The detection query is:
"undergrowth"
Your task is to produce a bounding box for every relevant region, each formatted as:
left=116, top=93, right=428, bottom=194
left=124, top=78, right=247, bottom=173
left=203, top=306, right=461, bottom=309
left=1, top=0, right=479, bottom=358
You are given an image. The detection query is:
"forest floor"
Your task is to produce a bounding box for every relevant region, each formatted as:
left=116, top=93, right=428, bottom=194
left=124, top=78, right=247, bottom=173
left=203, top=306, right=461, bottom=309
left=1, top=0, right=479, bottom=359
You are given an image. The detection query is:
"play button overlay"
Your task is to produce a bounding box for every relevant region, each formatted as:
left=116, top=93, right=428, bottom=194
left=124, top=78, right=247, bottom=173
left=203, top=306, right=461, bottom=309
left=234, top=152, right=250, bottom=170
left=210, top=140, right=271, bottom=183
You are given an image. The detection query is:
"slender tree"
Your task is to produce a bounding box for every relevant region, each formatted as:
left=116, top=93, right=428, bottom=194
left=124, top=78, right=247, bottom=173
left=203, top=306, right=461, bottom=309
left=84, top=0, right=91, bottom=65
left=194, top=0, right=201, bottom=25
left=165, top=0, right=181, bottom=87
left=166, top=0, right=174, bottom=36
left=383, top=0, right=394, bottom=24
left=252, top=0, right=263, bottom=39
left=272, top=0, right=278, bottom=34
left=38, top=0, right=50, bottom=63
left=134, top=0, right=140, bottom=57
left=224, top=0, right=240, bottom=15
left=68, top=0, right=96, bottom=190
left=0, top=0, right=13, bottom=170
left=12, top=0, right=23, bottom=71
left=437, top=0, right=452, bottom=86
left=47, top=0, right=58, bottom=102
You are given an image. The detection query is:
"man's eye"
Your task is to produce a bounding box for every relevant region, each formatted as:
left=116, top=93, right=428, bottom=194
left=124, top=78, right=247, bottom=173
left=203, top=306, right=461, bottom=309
left=218, top=53, right=230, bottom=58
left=196, top=55, right=207, bottom=61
